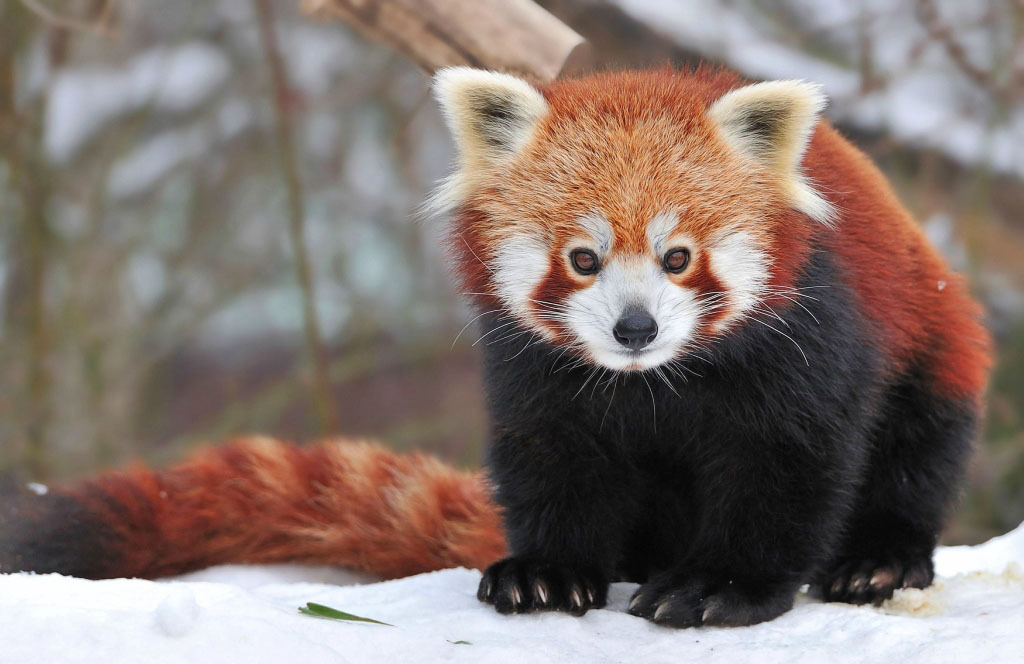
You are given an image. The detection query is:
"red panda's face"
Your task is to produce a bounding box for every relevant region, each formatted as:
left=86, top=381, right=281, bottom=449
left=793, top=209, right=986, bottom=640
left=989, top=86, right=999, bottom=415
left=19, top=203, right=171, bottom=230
left=433, top=69, right=831, bottom=371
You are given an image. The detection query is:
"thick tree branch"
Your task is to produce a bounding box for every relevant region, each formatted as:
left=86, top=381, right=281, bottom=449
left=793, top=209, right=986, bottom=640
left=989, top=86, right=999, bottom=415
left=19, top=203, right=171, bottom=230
left=300, top=0, right=591, bottom=83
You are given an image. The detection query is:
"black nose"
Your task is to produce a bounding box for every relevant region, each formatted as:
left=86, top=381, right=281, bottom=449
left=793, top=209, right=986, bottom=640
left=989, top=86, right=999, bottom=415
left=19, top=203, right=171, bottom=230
left=613, top=313, right=658, bottom=350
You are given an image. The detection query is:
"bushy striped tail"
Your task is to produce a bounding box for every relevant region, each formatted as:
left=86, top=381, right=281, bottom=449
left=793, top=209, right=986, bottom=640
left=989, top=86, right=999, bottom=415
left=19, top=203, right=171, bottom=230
left=0, top=438, right=506, bottom=580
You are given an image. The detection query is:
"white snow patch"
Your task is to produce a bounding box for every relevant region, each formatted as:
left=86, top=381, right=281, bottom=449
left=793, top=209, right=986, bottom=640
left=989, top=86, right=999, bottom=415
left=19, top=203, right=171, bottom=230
left=106, top=127, right=209, bottom=199
left=106, top=97, right=255, bottom=200
left=172, top=563, right=379, bottom=589
left=1, top=522, right=1022, bottom=663
left=45, top=42, right=230, bottom=162
left=154, top=585, right=200, bottom=637
left=935, top=522, right=1024, bottom=576
left=126, top=253, right=168, bottom=308
left=613, top=0, right=1024, bottom=180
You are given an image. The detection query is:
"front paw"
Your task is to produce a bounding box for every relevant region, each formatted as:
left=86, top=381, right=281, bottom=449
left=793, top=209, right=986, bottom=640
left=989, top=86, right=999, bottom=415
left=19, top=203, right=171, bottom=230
left=477, top=557, right=608, bottom=616
left=818, top=554, right=933, bottom=606
left=628, top=571, right=794, bottom=628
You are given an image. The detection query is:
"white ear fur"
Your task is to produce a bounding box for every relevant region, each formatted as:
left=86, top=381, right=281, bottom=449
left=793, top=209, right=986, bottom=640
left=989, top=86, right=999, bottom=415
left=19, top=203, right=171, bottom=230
left=709, top=80, right=835, bottom=225
left=430, top=67, right=548, bottom=211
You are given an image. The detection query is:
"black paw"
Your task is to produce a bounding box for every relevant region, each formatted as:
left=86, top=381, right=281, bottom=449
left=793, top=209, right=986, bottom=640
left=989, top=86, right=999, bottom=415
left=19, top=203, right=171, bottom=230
left=818, top=555, right=933, bottom=605
left=627, top=571, right=794, bottom=628
left=477, top=557, right=608, bottom=616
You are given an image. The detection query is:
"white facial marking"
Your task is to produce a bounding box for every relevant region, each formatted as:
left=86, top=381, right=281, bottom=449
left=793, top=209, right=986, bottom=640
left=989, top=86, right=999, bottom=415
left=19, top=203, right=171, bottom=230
left=709, top=228, right=770, bottom=327
left=577, top=214, right=614, bottom=254
left=492, top=231, right=550, bottom=334
left=489, top=217, right=771, bottom=372
left=565, top=255, right=701, bottom=371
left=646, top=211, right=680, bottom=255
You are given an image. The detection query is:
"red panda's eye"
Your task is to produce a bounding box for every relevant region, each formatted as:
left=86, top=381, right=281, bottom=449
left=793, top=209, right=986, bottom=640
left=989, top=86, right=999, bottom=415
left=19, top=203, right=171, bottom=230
left=570, top=249, right=599, bottom=275
left=663, top=248, right=690, bottom=273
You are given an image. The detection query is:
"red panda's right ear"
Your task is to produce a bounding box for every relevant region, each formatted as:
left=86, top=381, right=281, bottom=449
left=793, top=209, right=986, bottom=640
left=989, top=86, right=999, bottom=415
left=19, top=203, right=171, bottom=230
left=709, top=80, right=835, bottom=225
left=430, top=67, right=548, bottom=210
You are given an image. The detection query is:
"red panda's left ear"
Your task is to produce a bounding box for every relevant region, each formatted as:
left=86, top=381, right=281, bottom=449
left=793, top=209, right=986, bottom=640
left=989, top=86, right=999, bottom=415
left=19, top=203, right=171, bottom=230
left=709, top=81, right=835, bottom=225
left=430, top=67, right=549, bottom=211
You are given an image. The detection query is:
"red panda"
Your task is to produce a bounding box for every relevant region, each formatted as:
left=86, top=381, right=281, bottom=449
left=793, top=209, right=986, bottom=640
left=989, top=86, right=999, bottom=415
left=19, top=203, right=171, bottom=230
left=0, top=66, right=990, bottom=628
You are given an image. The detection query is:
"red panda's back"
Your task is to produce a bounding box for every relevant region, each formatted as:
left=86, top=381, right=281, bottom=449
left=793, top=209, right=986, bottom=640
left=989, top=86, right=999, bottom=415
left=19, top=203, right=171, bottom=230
left=806, top=125, right=991, bottom=400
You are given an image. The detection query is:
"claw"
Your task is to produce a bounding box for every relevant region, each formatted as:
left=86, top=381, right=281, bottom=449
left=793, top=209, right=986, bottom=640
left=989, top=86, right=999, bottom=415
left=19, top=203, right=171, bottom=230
left=869, top=568, right=898, bottom=591
left=478, top=577, right=493, bottom=601
left=533, top=580, right=549, bottom=606
left=509, top=584, right=522, bottom=608
left=848, top=572, right=869, bottom=594
left=830, top=577, right=845, bottom=597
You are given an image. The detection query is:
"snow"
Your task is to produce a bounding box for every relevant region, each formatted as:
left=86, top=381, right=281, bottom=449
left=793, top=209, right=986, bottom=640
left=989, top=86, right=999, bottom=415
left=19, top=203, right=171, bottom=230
left=45, top=42, right=230, bottom=162
left=1, top=524, right=1022, bottom=663
left=106, top=127, right=210, bottom=199
left=612, top=0, right=1024, bottom=180
left=154, top=585, right=201, bottom=637
left=24, top=483, right=48, bottom=496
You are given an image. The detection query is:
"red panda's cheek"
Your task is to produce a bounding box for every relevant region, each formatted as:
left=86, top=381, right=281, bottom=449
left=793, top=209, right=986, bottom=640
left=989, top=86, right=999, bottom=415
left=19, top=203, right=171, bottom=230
left=527, top=254, right=588, bottom=340
left=489, top=232, right=552, bottom=329
left=679, top=255, right=726, bottom=300
left=699, top=229, right=773, bottom=333
left=661, top=256, right=725, bottom=334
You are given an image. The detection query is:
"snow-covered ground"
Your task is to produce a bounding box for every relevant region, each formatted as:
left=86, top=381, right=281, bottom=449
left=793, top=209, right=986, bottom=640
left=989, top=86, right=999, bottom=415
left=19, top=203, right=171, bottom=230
left=1, top=524, right=1022, bottom=664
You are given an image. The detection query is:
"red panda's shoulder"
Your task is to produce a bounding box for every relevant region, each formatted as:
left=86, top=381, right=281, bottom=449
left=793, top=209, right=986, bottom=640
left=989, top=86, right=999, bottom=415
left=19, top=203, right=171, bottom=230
left=805, top=124, right=991, bottom=400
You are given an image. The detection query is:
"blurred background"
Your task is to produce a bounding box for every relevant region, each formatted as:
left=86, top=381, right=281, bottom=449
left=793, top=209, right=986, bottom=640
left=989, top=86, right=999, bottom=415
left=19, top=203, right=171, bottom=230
left=0, top=0, right=1021, bottom=544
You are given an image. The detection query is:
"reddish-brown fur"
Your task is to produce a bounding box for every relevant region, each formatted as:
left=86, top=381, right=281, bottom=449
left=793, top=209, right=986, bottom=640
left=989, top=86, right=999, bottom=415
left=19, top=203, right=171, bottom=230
left=451, top=68, right=990, bottom=398
left=59, top=438, right=505, bottom=579
left=806, top=126, right=991, bottom=399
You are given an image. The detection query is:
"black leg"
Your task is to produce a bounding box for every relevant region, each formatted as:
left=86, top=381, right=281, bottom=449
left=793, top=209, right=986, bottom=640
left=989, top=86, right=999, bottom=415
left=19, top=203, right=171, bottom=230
left=625, top=416, right=868, bottom=627
left=817, top=372, right=978, bottom=605
left=477, top=424, right=641, bottom=616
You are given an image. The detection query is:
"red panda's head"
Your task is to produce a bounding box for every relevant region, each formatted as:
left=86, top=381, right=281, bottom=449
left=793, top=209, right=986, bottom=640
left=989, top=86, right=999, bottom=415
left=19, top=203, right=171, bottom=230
left=433, top=68, right=833, bottom=371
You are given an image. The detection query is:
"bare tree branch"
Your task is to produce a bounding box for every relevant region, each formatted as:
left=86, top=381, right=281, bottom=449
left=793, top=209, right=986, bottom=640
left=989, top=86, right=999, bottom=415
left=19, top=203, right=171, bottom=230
left=255, top=0, right=339, bottom=434
left=17, top=0, right=118, bottom=37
